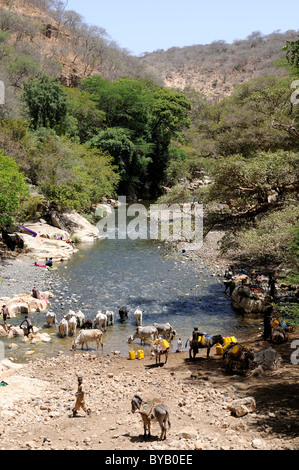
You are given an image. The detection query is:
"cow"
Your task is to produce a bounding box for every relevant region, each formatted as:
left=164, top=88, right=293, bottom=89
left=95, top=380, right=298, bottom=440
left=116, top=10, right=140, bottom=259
left=93, top=311, right=107, bottom=332
left=68, top=315, right=77, bottom=336
left=71, top=330, right=104, bottom=356
left=153, top=323, right=176, bottom=341
left=106, top=310, right=114, bottom=326
left=46, top=311, right=57, bottom=327
left=119, top=306, right=128, bottom=322
left=134, top=309, right=143, bottom=326
left=58, top=318, right=68, bottom=338
left=128, top=326, right=158, bottom=345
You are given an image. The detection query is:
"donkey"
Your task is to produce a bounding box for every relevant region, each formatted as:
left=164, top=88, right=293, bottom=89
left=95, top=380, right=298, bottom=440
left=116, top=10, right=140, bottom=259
left=131, top=395, right=171, bottom=441
left=223, top=343, right=255, bottom=374
left=186, top=334, right=224, bottom=360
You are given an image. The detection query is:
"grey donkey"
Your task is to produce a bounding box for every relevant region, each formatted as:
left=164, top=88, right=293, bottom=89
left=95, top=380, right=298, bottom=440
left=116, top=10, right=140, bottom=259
left=131, top=395, right=171, bottom=441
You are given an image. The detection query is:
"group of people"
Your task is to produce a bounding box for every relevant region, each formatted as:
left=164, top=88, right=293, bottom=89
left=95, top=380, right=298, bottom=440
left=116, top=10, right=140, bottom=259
left=1, top=304, right=33, bottom=337
left=223, top=266, right=277, bottom=298
left=0, top=286, right=39, bottom=336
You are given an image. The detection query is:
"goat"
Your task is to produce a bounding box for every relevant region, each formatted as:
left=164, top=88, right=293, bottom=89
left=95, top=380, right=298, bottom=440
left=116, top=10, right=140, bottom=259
left=71, top=329, right=104, bottom=356
left=131, top=395, right=171, bottom=441
left=186, top=334, right=224, bottom=359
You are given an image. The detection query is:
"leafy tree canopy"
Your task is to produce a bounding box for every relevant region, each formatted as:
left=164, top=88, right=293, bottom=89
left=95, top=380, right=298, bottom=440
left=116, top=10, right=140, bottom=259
left=0, top=150, right=28, bottom=227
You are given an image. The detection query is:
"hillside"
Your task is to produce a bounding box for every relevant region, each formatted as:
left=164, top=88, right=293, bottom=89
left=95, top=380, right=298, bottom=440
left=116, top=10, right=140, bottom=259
left=140, top=30, right=299, bottom=100
left=0, top=0, right=160, bottom=91
left=1, top=1, right=298, bottom=102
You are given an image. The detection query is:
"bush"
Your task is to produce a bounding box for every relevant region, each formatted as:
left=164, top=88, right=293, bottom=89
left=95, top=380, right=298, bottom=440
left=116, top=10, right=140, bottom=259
left=0, top=150, right=28, bottom=226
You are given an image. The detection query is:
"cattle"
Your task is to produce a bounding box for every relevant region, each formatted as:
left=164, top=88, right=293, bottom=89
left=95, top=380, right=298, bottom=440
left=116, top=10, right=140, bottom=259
left=93, top=311, right=107, bottom=332
left=131, top=395, right=171, bottom=441
left=64, top=310, right=76, bottom=321
left=134, top=309, right=143, bottom=326
left=46, top=311, right=57, bottom=327
left=71, top=329, right=104, bottom=356
left=106, top=310, right=114, bottom=326
left=119, top=306, right=128, bottom=322
left=75, top=310, right=85, bottom=328
left=68, top=316, right=77, bottom=336
left=128, top=326, right=158, bottom=345
left=58, top=318, right=68, bottom=338
left=153, top=323, right=176, bottom=341
left=81, top=320, right=93, bottom=330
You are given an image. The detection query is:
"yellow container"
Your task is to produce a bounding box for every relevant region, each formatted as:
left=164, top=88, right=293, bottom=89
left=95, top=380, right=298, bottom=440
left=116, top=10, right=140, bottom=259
left=129, top=350, right=136, bottom=360
left=198, top=333, right=206, bottom=344
left=162, top=339, right=170, bottom=349
left=216, top=343, right=224, bottom=355
left=229, top=336, right=237, bottom=344
left=137, top=350, right=144, bottom=360
left=223, top=337, right=230, bottom=345
left=231, top=344, right=241, bottom=355
left=223, top=342, right=233, bottom=353
left=272, top=320, right=279, bottom=328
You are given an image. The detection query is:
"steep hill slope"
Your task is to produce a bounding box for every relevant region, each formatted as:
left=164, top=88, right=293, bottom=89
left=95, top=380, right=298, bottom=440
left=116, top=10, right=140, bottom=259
left=139, top=30, right=299, bottom=100
left=0, top=0, right=160, bottom=88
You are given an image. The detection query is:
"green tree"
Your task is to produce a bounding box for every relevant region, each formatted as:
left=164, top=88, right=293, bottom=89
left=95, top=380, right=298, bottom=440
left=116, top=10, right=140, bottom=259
left=282, top=37, right=299, bottom=69
left=0, top=150, right=28, bottom=226
left=88, top=127, right=151, bottom=195
left=65, top=87, right=105, bottom=142
left=83, top=76, right=191, bottom=196
left=22, top=75, right=68, bottom=130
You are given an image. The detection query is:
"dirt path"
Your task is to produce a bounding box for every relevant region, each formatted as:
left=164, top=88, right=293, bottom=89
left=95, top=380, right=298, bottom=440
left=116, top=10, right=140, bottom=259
left=0, top=333, right=298, bottom=451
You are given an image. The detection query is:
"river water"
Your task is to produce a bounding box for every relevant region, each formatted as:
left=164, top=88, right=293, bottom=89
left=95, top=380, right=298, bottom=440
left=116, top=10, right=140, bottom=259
left=3, top=206, right=263, bottom=362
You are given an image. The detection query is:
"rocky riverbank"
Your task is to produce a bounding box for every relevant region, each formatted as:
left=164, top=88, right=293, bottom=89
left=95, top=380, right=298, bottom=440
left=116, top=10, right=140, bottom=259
left=0, top=332, right=298, bottom=451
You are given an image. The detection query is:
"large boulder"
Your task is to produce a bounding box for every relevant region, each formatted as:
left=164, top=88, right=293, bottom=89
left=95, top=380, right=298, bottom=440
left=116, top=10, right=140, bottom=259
left=18, top=233, right=76, bottom=262
left=231, top=285, right=272, bottom=313
left=50, top=210, right=100, bottom=242
left=18, top=222, right=70, bottom=240
left=5, top=292, right=52, bottom=318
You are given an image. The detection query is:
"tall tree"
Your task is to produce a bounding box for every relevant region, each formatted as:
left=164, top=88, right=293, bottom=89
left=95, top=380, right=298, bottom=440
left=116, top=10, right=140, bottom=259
left=22, top=75, right=68, bottom=130
left=0, top=151, right=28, bottom=227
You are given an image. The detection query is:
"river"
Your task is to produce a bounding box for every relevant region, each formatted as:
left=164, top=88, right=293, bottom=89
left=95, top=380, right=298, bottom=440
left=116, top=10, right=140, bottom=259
left=3, top=205, right=263, bottom=362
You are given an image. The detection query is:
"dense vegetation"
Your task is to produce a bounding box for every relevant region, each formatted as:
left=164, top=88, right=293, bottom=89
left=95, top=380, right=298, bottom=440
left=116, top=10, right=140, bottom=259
left=0, top=1, right=298, bottom=280
left=159, top=44, right=299, bottom=272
